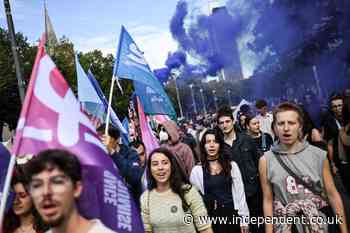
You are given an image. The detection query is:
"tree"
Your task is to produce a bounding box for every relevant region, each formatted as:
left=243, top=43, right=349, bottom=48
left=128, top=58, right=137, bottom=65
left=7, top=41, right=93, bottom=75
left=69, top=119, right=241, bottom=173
left=0, top=28, right=36, bottom=129
left=51, top=36, right=77, bottom=91
left=0, top=28, right=176, bottom=126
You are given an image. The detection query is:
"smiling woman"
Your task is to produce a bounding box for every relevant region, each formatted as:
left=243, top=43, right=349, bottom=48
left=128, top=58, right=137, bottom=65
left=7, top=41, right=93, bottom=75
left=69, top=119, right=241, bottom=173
left=140, top=147, right=213, bottom=233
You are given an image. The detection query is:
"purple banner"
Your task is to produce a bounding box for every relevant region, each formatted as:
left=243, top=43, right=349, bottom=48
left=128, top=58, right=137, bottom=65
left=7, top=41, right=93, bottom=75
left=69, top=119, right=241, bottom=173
left=11, top=37, right=144, bottom=233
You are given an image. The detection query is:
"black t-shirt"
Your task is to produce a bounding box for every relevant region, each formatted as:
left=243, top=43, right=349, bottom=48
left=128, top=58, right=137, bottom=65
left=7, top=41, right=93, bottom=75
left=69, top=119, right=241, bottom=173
left=203, top=169, right=233, bottom=206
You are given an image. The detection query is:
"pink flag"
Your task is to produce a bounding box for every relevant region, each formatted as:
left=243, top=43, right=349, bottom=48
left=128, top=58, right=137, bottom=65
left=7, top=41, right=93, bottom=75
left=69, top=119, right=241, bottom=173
left=136, top=97, right=159, bottom=157
left=11, top=35, right=144, bottom=233
left=153, top=114, right=170, bottom=125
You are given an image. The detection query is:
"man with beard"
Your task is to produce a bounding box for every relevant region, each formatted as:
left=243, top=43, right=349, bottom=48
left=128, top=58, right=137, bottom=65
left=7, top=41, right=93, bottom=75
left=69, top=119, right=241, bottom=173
left=26, top=149, right=116, bottom=233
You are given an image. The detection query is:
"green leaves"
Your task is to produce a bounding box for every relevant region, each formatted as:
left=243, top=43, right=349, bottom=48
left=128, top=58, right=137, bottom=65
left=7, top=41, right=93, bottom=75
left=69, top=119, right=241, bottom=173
left=0, top=28, right=34, bottom=129
left=0, top=28, right=134, bottom=128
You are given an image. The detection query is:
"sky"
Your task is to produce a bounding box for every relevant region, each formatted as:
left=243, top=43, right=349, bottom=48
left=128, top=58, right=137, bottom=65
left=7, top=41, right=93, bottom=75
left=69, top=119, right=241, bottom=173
left=0, top=0, right=184, bottom=71
left=0, top=0, right=253, bottom=77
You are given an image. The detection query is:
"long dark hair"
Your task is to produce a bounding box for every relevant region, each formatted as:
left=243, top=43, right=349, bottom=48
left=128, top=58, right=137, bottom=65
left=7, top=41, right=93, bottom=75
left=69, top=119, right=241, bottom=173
left=199, top=129, right=232, bottom=179
left=3, top=166, right=47, bottom=233
left=299, top=105, right=316, bottom=137
left=147, top=147, right=191, bottom=211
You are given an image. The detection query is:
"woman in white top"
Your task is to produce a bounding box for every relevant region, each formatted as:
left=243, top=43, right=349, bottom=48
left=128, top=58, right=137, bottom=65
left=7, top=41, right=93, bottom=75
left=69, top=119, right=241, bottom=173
left=190, top=129, right=249, bottom=233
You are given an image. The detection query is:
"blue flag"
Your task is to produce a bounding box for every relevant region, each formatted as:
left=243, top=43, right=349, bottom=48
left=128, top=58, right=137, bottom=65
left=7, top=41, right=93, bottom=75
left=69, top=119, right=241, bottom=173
left=134, top=81, right=176, bottom=117
left=75, top=54, right=128, bottom=136
left=0, top=144, right=10, bottom=196
left=0, top=143, right=13, bottom=211
left=122, top=118, right=129, bottom=136
left=113, top=26, right=176, bottom=118
left=76, top=54, right=105, bottom=125
left=86, top=70, right=129, bottom=143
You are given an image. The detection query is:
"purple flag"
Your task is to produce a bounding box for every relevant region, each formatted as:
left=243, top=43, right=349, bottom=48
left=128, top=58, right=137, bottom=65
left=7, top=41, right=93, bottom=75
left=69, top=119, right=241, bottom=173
left=11, top=35, right=144, bottom=233
left=0, top=144, right=11, bottom=202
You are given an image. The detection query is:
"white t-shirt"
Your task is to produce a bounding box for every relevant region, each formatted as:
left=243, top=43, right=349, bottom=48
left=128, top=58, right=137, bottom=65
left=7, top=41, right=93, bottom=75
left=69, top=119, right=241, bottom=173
left=256, top=112, right=274, bottom=138
left=45, top=219, right=116, bottom=233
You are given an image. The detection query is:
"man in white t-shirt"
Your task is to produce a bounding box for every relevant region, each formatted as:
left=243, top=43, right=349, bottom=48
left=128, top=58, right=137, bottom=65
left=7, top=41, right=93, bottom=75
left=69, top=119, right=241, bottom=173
left=26, top=149, right=116, bottom=233
left=255, top=99, right=274, bottom=138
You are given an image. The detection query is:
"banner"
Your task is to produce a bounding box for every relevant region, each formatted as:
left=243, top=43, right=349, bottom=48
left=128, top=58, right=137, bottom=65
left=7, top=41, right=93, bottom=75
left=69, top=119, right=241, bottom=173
left=11, top=36, right=143, bottom=233
left=136, top=97, right=159, bottom=157
left=76, top=54, right=105, bottom=127
left=75, top=54, right=127, bottom=136
left=134, top=81, right=176, bottom=117
left=114, top=26, right=176, bottom=118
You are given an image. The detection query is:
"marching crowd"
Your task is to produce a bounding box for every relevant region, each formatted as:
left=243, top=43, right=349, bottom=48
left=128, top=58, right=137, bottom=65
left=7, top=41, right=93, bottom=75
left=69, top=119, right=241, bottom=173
left=1, top=90, right=350, bottom=233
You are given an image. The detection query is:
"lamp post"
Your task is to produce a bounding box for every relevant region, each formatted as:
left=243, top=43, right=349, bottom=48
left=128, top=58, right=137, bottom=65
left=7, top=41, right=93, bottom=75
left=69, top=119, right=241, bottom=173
left=312, top=65, right=324, bottom=103
left=170, top=69, right=183, bottom=119
left=227, top=89, right=232, bottom=107
left=3, top=0, right=25, bottom=103
left=200, top=88, right=207, bottom=115
left=189, top=84, right=197, bottom=115
left=212, top=89, right=218, bottom=112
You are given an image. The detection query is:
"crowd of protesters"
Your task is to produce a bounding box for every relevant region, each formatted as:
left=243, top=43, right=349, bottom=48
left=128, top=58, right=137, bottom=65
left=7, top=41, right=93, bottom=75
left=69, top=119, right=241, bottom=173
left=1, top=89, right=350, bottom=233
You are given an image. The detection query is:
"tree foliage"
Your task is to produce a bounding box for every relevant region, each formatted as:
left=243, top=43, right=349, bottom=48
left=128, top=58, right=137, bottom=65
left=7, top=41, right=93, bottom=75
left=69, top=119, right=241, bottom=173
left=0, top=27, right=134, bottom=127
left=0, top=28, right=36, bottom=128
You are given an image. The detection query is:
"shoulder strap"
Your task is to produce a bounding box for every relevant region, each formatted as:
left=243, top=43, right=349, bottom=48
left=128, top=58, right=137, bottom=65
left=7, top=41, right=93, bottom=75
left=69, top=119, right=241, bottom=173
left=272, top=151, right=326, bottom=201
left=146, top=191, right=154, bottom=232
left=334, top=118, right=341, bottom=129
left=147, top=190, right=150, bottom=212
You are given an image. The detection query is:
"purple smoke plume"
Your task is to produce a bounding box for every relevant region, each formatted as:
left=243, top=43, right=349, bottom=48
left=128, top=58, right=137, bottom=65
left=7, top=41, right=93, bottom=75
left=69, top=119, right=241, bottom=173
left=165, top=51, right=187, bottom=70
left=168, top=0, right=249, bottom=80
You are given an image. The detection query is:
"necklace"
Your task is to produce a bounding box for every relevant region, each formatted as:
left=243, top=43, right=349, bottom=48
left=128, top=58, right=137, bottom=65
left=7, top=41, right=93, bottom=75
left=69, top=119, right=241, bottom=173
left=209, top=163, right=222, bottom=175
left=17, top=225, right=35, bottom=233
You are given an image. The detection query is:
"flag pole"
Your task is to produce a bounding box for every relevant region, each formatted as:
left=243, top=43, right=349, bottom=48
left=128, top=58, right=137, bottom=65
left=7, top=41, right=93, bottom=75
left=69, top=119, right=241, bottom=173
left=312, top=65, right=324, bottom=103
left=0, top=155, right=16, bottom=228
left=0, top=0, right=27, bottom=225
left=105, top=26, right=125, bottom=134
left=104, top=77, right=116, bottom=135
left=3, top=0, right=25, bottom=103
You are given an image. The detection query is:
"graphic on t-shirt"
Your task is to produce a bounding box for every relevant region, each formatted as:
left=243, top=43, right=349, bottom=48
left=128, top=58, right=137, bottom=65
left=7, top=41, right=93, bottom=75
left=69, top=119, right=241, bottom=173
left=285, top=175, right=314, bottom=196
